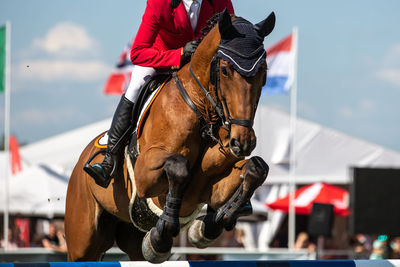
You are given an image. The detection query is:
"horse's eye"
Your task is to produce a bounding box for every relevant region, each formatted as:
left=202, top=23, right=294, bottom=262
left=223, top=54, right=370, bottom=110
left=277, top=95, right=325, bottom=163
left=221, top=66, right=228, bottom=77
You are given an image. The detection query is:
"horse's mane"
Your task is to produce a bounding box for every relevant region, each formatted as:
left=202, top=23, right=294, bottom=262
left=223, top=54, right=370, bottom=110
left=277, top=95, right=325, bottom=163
left=194, top=13, right=250, bottom=46
left=194, top=12, right=225, bottom=45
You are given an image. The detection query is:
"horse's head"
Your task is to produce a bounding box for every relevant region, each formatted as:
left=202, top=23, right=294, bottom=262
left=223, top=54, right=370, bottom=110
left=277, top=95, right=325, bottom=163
left=215, top=10, right=275, bottom=157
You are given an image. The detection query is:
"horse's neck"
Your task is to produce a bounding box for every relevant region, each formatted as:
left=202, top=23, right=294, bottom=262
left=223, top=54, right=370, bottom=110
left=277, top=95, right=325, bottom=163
left=185, top=28, right=220, bottom=122
left=191, top=27, right=219, bottom=84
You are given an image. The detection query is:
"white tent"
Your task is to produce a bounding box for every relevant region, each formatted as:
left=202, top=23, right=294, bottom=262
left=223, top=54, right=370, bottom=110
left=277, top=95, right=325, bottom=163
left=0, top=154, right=68, bottom=217
left=252, top=105, right=400, bottom=184
left=20, top=119, right=111, bottom=175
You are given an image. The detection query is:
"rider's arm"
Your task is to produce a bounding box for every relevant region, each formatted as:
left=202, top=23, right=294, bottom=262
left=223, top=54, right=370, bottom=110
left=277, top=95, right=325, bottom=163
left=130, top=0, right=182, bottom=71
left=215, top=0, right=235, bottom=14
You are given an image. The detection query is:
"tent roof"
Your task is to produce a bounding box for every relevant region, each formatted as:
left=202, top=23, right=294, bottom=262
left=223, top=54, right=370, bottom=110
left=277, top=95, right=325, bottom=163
left=0, top=154, right=68, bottom=217
left=252, top=106, right=400, bottom=184
left=20, top=119, right=111, bottom=174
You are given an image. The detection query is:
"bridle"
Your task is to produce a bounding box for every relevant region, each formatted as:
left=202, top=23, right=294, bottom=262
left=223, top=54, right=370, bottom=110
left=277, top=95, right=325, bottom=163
left=173, top=42, right=264, bottom=144
left=174, top=46, right=260, bottom=126
left=191, top=56, right=254, bottom=129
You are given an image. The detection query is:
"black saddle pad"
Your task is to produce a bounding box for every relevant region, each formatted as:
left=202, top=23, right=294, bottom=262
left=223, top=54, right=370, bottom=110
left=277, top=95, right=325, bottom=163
left=132, top=73, right=171, bottom=125
left=127, top=73, right=171, bottom=167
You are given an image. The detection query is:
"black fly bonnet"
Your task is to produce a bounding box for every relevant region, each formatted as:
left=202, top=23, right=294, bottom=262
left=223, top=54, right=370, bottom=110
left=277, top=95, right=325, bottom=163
left=217, top=17, right=266, bottom=77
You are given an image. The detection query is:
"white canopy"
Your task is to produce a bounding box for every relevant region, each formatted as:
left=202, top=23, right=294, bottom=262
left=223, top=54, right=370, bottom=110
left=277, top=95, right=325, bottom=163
left=0, top=155, right=68, bottom=217
left=20, top=119, right=111, bottom=175
left=252, top=105, right=400, bottom=184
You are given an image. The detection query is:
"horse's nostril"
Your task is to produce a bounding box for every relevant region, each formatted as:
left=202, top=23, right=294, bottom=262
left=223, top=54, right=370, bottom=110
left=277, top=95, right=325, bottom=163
left=230, top=138, right=240, bottom=148
left=229, top=138, right=242, bottom=157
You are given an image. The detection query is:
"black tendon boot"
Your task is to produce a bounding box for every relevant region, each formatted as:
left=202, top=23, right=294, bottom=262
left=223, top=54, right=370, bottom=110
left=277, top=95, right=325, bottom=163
left=84, top=95, right=134, bottom=188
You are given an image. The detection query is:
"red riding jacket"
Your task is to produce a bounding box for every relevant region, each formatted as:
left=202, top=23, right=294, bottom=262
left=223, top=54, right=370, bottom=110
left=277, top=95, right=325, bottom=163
left=130, top=0, right=234, bottom=71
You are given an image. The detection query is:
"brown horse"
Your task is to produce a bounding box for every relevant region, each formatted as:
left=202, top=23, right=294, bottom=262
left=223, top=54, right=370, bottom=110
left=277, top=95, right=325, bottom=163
left=65, top=10, right=275, bottom=262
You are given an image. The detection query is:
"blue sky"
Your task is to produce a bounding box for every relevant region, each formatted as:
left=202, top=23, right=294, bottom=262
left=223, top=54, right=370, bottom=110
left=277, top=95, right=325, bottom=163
left=1, top=0, right=400, bottom=152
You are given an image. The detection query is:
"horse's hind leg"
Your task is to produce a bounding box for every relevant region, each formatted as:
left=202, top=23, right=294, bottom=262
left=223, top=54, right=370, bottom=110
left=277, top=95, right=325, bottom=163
left=65, top=167, right=117, bottom=261
left=188, top=156, right=269, bottom=248
left=141, top=154, right=191, bottom=263
left=65, top=206, right=117, bottom=261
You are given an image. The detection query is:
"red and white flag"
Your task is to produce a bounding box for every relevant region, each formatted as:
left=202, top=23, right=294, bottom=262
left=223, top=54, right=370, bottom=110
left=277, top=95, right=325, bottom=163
left=9, top=135, right=22, bottom=175
left=103, top=42, right=134, bottom=95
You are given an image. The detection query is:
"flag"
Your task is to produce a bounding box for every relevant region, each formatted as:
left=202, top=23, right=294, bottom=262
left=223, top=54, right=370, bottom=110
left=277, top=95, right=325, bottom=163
left=104, top=42, right=134, bottom=95
left=14, top=218, right=30, bottom=247
left=262, top=33, right=295, bottom=94
left=0, top=25, right=6, bottom=93
left=9, top=135, right=22, bottom=175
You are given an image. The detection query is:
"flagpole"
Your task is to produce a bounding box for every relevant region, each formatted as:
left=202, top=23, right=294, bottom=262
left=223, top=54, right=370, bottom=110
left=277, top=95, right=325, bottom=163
left=288, top=26, right=298, bottom=250
left=3, top=20, right=11, bottom=251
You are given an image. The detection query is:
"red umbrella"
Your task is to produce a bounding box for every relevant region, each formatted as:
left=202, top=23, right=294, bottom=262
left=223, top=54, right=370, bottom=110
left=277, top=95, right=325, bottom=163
left=265, top=182, right=349, bottom=216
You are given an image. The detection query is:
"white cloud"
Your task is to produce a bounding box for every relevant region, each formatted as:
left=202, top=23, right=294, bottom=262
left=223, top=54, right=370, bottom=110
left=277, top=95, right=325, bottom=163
left=15, top=107, right=82, bottom=124
left=33, top=22, right=97, bottom=56
left=17, top=60, right=111, bottom=82
left=337, top=99, right=377, bottom=119
left=376, top=44, right=400, bottom=87
left=377, top=69, right=400, bottom=87
left=337, top=107, right=353, bottom=119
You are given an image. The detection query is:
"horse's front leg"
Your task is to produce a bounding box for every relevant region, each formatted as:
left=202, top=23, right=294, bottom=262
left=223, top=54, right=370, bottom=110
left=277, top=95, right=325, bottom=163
left=136, top=151, right=191, bottom=263
left=188, top=156, right=269, bottom=248
left=217, top=156, right=270, bottom=229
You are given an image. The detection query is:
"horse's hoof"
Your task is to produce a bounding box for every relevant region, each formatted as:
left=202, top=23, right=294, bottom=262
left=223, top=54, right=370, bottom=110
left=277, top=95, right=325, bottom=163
left=142, top=229, right=171, bottom=263
left=188, top=219, right=217, bottom=249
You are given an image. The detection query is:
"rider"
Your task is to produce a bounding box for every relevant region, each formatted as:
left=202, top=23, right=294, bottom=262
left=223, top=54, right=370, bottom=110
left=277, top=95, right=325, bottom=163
left=85, top=0, right=235, bottom=188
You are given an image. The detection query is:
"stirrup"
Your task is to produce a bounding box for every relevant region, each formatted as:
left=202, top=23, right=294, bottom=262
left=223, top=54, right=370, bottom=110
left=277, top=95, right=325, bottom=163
left=83, top=149, right=114, bottom=188
left=83, top=163, right=112, bottom=188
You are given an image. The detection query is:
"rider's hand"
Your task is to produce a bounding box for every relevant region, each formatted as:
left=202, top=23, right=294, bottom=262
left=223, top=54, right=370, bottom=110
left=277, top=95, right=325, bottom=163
left=180, top=41, right=198, bottom=67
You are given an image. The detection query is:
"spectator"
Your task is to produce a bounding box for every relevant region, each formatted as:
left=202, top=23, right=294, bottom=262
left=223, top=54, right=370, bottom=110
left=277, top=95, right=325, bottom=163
left=41, top=220, right=67, bottom=252
left=350, top=234, right=371, bottom=259
left=370, top=235, right=389, bottom=259
left=294, top=232, right=310, bottom=250
left=0, top=227, right=20, bottom=249
left=294, top=232, right=316, bottom=255
left=390, top=237, right=400, bottom=259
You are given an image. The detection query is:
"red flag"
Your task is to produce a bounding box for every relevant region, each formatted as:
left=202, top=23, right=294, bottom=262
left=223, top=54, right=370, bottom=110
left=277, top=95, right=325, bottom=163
left=14, top=218, right=30, bottom=247
left=9, top=135, right=22, bottom=175
left=104, top=41, right=134, bottom=95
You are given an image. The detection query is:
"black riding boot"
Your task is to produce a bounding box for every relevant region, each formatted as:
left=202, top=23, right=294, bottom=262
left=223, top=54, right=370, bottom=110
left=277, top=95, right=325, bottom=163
left=84, top=94, right=134, bottom=188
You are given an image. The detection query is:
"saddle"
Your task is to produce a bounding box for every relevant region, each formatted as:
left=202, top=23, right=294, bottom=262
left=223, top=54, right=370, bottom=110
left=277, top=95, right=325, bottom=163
left=126, top=73, right=171, bottom=165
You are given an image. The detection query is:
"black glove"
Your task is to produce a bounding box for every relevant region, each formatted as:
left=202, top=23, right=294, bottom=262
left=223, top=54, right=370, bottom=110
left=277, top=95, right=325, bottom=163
left=181, top=41, right=198, bottom=66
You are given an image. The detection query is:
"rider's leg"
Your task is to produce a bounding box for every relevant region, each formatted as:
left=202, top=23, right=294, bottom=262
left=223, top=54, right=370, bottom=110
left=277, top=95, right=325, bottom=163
left=84, top=66, right=156, bottom=188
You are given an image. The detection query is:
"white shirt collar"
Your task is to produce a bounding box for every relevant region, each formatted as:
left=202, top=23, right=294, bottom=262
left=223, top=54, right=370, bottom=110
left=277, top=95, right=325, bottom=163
left=182, top=0, right=203, bottom=14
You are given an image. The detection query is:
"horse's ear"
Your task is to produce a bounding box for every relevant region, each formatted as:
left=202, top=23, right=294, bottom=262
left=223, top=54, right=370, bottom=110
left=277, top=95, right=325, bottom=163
left=218, top=8, right=242, bottom=39
left=218, top=9, right=233, bottom=36
left=254, top=12, right=276, bottom=38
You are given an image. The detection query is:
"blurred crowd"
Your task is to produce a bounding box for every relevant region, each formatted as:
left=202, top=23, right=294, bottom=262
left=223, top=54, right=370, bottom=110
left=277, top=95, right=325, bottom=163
left=0, top=217, right=66, bottom=252
left=2, top=216, right=400, bottom=260
left=351, top=234, right=400, bottom=259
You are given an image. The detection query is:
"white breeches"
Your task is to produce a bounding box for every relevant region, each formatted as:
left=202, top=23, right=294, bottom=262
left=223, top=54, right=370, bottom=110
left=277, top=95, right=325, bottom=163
left=124, top=65, right=157, bottom=103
